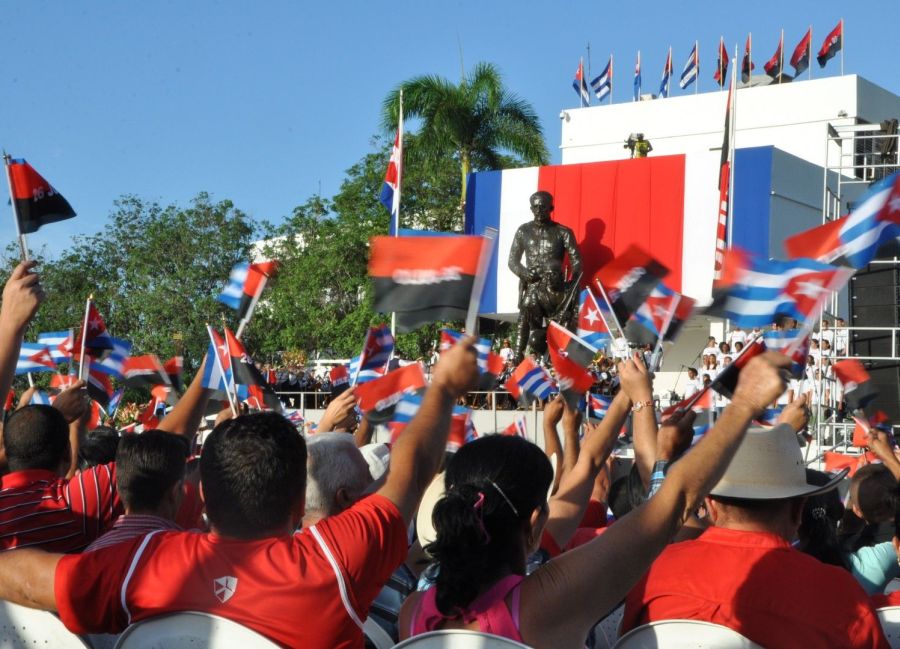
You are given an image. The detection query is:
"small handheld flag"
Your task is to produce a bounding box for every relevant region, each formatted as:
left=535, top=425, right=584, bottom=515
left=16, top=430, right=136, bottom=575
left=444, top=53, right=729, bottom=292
left=546, top=322, right=596, bottom=409
left=504, top=357, right=555, bottom=407
left=217, top=261, right=279, bottom=325
left=4, top=157, right=76, bottom=259
left=15, top=344, right=56, bottom=375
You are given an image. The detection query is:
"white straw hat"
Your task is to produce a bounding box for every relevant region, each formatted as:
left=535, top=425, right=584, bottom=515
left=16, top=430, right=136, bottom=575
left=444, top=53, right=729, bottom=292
left=710, top=424, right=847, bottom=500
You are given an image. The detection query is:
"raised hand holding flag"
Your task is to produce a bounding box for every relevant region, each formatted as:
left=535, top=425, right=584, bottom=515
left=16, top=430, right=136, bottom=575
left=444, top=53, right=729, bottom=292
left=546, top=321, right=596, bottom=409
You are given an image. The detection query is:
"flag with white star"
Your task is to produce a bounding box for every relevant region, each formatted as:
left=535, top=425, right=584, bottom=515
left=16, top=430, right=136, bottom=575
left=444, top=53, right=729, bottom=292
left=706, top=248, right=853, bottom=329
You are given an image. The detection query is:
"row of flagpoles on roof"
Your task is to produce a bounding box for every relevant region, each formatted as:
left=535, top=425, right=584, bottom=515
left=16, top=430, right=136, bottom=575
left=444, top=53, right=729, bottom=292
left=572, top=19, right=844, bottom=106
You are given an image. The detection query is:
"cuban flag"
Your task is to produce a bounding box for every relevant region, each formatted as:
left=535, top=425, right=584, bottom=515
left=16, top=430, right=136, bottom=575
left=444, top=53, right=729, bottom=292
left=16, top=344, right=56, bottom=375
left=90, top=337, right=133, bottom=379
left=107, top=388, right=124, bottom=417
left=217, top=261, right=279, bottom=320
left=380, top=115, right=403, bottom=236
left=388, top=390, right=471, bottom=449
left=352, top=325, right=394, bottom=385
left=707, top=249, right=854, bottom=329
left=658, top=47, right=673, bottom=98
left=762, top=329, right=809, bottom=378
left=347, top=355, right=386, bottom=384
left=679, top=42, right=699, bottom=90
left=577, top=289, right=612, bottom=351
left=502, top=416, right=528, bottom=438
left=633, top=51, right=642, bottom=101
left=29, top=390, right=52, bottom=406
left=37, top=331, right=73, bottom=362
left=547, top=322, right=596, bottom=409
left=587, top=393, right=612, bottom=420
left=755, top=406, right=783, bottom=427
left=440, top=329, right=504, bottom=377
left=785, top=172, right=900, bottom=270
left=202, top=327, right=234, bottom=393
left=504, top=356, right=555, bottom=407
left=573, top=59, right=590, bottom=107
left=590, top=56, right=612, bottom=102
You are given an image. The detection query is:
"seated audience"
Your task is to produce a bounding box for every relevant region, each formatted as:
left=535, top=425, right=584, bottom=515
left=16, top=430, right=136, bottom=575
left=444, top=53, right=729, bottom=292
left=0, top=338, right=480, bottom=649
left=85, top=430, right=189, bottom=552
left=399, top=351, right=795, bottom=648
left=622, top=423, right=888, bottom=648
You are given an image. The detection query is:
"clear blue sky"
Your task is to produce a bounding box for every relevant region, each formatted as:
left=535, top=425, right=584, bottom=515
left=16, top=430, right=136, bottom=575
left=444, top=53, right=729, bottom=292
left=1, top=0, right=895, bottom=256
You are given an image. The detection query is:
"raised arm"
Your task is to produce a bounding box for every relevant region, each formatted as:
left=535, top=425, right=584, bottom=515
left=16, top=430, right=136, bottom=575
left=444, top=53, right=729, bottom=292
left=541, top=396, right=565, bottom=494
left=0, top=262, right=45, bottom=407
left=157, top=356, right=210, bottom=438
left=543, top=391, right=628, bottom=551
left=621, top=352, right=657, bottom=487
left=376, top=338, right=478, bottom=523
left=521, top=352, right=791, bottom=648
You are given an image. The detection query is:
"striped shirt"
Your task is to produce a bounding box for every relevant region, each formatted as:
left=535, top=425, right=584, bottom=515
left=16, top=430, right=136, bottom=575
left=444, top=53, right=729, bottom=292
left=85, top=514, right=181, bottom=552
left=0, top=465, right=121, bottom=553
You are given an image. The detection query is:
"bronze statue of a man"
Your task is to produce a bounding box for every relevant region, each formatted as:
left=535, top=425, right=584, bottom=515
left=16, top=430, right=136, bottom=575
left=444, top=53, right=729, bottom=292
left=508, top=191, right=582, bottom=361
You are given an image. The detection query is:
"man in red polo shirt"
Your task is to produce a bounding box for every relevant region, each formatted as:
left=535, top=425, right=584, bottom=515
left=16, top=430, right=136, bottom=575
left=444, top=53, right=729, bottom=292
left=0, top=337, right=479, bottom=649
left=621, top=423, right=888, bottom=648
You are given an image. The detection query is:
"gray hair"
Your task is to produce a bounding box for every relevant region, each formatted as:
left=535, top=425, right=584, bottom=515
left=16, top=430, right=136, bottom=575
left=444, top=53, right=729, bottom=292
left=305, top=433, right=372, bottom=517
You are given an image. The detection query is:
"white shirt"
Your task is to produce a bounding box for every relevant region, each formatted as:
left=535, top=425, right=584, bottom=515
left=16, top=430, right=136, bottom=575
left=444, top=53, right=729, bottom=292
left=684, top=378, right=703, bottom=397
left=499, top=347, right=514, bottom=363
left=728, top=330, right=747, bottom=348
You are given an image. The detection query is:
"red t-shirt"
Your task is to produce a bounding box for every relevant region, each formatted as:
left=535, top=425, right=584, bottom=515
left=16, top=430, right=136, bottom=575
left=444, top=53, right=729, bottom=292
left=0, top=465, right=121, bottom=552
left=55, top=494, right=406, bottom=648
left=622, top=526, right=889, bottom=649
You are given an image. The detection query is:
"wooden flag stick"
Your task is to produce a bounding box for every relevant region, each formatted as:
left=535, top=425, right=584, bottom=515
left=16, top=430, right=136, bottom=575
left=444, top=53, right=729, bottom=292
left=465, top=227, right=498, bottom=336
left=3, top=154, right=29, bottom=261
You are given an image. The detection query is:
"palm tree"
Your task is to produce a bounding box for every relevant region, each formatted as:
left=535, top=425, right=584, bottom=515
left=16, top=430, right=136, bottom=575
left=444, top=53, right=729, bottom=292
left=382, top=62, right=549, bottom=206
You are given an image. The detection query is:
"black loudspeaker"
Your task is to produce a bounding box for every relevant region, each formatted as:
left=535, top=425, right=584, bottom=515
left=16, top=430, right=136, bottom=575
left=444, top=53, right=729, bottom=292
left=849, top=263, right=900, bottom=421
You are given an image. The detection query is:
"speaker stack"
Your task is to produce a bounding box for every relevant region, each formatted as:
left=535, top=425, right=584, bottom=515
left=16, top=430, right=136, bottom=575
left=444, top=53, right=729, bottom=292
left=849, top=262, right=900, bottom=421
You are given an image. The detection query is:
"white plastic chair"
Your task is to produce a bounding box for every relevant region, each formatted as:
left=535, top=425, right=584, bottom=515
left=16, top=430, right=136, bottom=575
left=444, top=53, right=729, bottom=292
left=877, top=607, right=900, bottom=649
left=0, top=600, right=89, bottom=647
left=113, top=612, right=278, bottom=648
left=613, top=620, right=763, bottom=648
left=363, top=617, right=394, bottom=649
left=592, top=604, right=625, bottom=649
left=393, top=629, right=534, bottom=648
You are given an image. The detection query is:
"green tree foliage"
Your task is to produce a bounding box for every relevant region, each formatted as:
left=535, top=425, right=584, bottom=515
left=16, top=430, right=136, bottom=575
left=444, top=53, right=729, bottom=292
left=6, top=193, right=255, bottom=372
left=383, top=62, right=549, bottom=204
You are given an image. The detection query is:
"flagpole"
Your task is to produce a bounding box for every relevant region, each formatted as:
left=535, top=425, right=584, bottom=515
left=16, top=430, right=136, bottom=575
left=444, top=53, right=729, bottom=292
left=26, top=373, right=33, bottom=388
left=808, top=26, right=813, bottom=81
left=586, top=43, right=592, bottom=93
left=390, top=89, right=404, bottom=339
left=651, top=295, right=680, bottom=368
left=593, top=281, right=628, bottom=342
left=78, top=295, right=91, bottom=381
left=464, top=227, right=498, bottom=336
left=3, top=155, right=30, bottom=261
left=235, top=275, right=268, bottom=340
left=779, top=29, right=784, bottom=84
left=840, top=18, right=844, bottom=76
left=749, top=33, right=752, bottom=86
left=609, top=54, right=613, bottom=105
left=635, top=50, right=640, bottom=102
left=695, top=41, right=699, bottom=95
left=207, top=324, right=238, bottom=416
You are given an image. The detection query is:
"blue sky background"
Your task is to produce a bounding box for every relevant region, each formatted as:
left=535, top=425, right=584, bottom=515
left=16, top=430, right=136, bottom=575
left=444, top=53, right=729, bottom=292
left=0, top=0, right=895, bottom=255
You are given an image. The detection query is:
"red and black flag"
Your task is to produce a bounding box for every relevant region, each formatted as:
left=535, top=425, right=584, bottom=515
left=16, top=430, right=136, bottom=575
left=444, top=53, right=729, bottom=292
left=123, top=355, right=171, bottom=389
left=86, top=367, right=114, bottom=408
left=741, top=34, right=755, bottom=83
left=224, top=328, right=282, bottom=411
left=368, top=235, right=486, bottom=332
left=6, top=159, right=76, bottom=235
left=817, top=20, right=843, bottom=68
left=593, top=244, right=669, bottom=327
left=790, top=27, right=812, bottom=76
left=164, top=355, right=184, bottom=392
left=833, top=359, right=877, bottom=412
left=354, top=362, right=427, bottom=424
left=713, top=37, right=729, bottom=88
left=330, top=364, right=350, bottom=397
left=764, top=33, right=784, bottom=79
left=546, top=322, right=595, bottom=409
left=709, top=337, right=767, bottom=400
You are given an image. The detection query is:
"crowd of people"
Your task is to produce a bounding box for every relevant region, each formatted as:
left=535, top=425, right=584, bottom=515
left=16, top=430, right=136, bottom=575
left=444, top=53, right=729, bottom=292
left=0, top=260, right=894, bottom=649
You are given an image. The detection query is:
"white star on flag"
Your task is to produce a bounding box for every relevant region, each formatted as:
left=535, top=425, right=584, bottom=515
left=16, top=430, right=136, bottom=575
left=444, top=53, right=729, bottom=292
left=794, top=278, right=828, bottom=299
left=585, top=308, right=599, bottom=326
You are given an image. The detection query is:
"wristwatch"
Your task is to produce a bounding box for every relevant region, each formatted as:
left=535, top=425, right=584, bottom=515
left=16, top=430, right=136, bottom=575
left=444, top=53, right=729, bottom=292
left=631, top=400, right=653, bottom=413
